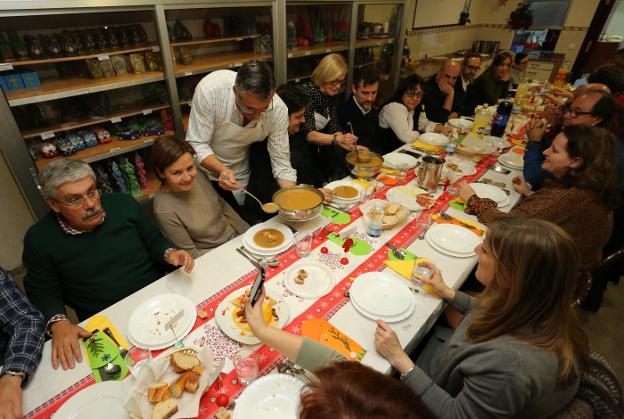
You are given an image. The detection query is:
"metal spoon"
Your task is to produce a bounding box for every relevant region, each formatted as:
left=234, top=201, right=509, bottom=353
left=239, top=188, right=279, bottom=213
left=103, top=362, right=121, bottom=377
left=386, top=243, right=407, bottom=260
left=348, top=122, right=370, bottom=163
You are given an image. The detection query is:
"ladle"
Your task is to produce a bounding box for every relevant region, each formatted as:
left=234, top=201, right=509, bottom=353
left=240, top=188, right=279, bottom=213
left=348, top=122, right=370, bottom=163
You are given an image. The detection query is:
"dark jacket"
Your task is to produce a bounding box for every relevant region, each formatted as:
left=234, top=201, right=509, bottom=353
left=423, top=75, right=461, bottom=123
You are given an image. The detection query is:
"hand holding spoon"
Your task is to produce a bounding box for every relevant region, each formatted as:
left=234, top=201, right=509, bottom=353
left=239, top=188, right=279, bottom=213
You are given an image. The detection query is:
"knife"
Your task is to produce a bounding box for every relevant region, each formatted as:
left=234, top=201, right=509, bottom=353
left=236, top=247, right=263, bottom=269
left=398, top=149, right=422, bottom=159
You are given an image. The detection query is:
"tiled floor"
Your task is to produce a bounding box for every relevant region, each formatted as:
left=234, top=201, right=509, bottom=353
left=579, top=282, right=624, bottom=381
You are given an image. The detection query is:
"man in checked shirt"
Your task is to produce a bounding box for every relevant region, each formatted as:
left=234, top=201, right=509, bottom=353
left=0, top=267, right=45, bottom=419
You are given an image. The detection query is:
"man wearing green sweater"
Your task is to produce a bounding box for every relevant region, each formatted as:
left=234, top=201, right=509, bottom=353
left=23, top=159, right=194, bottom=371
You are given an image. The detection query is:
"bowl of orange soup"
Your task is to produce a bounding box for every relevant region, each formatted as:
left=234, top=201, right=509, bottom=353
left=272, top=186, right=324, bottom=221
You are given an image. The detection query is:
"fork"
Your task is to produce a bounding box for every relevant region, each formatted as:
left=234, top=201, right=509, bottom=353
left=165, top=310, right=185, bottom=349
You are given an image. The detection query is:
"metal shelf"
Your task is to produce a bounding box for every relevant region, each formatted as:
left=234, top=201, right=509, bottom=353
left=355, top=37, right=394, bottom=49
left=0, top=43, right=159, bottom=67
left=22, top=103, right=170, bottom=140
left=170, top=34, right=260, bottom=47
left=34, top=131, right=174, bottom=170
left=174, top=52, right=272, bottom=77
left=287, top=41, right=349, bottom=58
left=6, top=71, right=165, bottom=107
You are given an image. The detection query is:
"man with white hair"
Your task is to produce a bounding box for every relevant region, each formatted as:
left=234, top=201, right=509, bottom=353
left=23, top=159, right=193, bottom=371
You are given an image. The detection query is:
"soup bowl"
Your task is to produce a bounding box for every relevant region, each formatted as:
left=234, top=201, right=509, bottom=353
left=272, top=185, right=325, bottom=222
left=346, top=150, right=384, bottom=179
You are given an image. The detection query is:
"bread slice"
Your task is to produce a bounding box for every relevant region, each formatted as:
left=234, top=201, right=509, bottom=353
left=170, top=352, right=200, bottom=372
left=169, top=372, right=189, bottom=399
left=152, top=399, right=178, bottom=419
left=184, top=371, right=200, bottom=393
left=148, top=383, right=170, bottom=404
left=190, top=364, right=205, bottom=375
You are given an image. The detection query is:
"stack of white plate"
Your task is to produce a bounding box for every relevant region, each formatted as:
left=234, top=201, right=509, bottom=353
left=425, top=224, right=482, bottom=257
left=349, top=272, right=416, bottom=322
left=419, top=132, right=449, bottom=146
left=126, top=294, right=197, bottom=350
left=234, top=374, right=304, bottom=419
left=448, top=118, right=473, bottom=130
left=498, top=150, right=524, bottom=169
left=470, top=182, right=509, bottom=207
left=242, top=222, right=294, bottom=256
left=383, top=152, right=418, bottom=170
left=325, top=180, right=364, bottom=206
left=53, top=381, right=130, bottom=419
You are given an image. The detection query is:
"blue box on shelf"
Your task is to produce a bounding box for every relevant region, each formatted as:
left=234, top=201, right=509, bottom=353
left=3, top=74, right=25, bottom=90
left=0, top=76, right=9, bottom=92
left=20, top=71, right=40, bottom=88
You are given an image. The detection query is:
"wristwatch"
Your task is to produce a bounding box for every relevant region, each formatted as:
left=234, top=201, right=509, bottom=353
left=2, top=370, right=25, bottom=379
left=399, top=366, right=415, bottom=382
left=331, top=133, right=338, bottom=146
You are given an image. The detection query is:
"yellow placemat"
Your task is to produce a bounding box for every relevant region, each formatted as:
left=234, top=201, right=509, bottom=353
left=84, top=314, right=129, bottom=349
left=412, top=140, right=442, bottom=152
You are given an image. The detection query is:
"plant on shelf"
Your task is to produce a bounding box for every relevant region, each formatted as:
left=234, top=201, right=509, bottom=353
left=508, top=2, right=533, bottom=30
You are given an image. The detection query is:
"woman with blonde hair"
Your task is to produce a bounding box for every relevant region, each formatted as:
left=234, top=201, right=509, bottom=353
left=376, top=218, right=589, bottom=418
left=299, top=53, right=358, bottom=182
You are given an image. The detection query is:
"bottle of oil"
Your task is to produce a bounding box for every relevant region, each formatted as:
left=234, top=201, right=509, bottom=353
left=472, top=104, right=489, bottom=138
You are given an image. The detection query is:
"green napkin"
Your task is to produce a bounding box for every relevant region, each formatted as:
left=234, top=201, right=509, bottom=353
left=327, top=233, right=372, bottom=255
left=387, top=248, right=418, bottom=261
left=321, top=207, right=351, bottom=224
left=83, top=330, right=128, bottom=382
left=449, top=200, right=467, bottom=211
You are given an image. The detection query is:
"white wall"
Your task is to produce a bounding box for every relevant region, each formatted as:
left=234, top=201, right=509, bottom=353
left=604, top=0, right=624, bottom=35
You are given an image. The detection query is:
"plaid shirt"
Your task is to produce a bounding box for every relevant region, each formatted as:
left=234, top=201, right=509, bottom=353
left=0, top=267, right=45, bottom=382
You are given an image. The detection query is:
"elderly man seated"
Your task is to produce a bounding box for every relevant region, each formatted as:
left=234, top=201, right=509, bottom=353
left=0, top=266, right=45, bottom=419
left=23, top=159, right=193, bottom=370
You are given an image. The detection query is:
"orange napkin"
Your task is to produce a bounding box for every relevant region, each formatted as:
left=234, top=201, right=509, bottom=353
left=432, top=213, right=484, bottom=236
left=302, top=318, right=366, bottom=361
left=377, top=175, right=398, bottom=186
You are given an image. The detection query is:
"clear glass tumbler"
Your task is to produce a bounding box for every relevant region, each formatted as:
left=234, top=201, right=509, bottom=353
left=233, top=348, right=259, bottom=385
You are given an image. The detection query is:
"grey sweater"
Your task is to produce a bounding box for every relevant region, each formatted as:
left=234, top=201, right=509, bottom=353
left=296, top=291, right=579, bottom=419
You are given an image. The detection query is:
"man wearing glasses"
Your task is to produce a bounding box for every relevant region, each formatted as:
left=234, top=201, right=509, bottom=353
left=454, top=52, right=481, bottom=116
left=185, top=62, right=296, bottom=215
left=523, top=90, right=617, bottom=189
left=22, top=159, right=193, bottom=371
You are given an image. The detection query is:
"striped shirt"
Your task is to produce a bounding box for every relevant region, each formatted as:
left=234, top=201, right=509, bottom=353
left=0, top=267, right=45, bottom=382
left=185, top=70, right=297, bottom=182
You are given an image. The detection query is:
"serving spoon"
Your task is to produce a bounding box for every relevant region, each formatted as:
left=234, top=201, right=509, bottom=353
left=348, top=122, right=370, bottom=163
left=240, top=188, right=279, bottom=213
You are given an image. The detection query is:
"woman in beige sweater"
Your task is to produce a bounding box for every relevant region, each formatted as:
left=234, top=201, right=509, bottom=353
left=151, top=137, right=249, bottom=258
left=459, top=124, right=617, bottom=271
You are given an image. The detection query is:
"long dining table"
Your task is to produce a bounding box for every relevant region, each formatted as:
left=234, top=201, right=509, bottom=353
left=22, top=141, right=524, bottom=419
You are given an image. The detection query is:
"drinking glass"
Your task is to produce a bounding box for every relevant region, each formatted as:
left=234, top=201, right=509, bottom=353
left=397, top=163, right=410, bottom=182
left=233, top=348, right=259, bottom=385
left=124, top=347, right=152, bottom=377
left=296, top=234, right=312, bottom=257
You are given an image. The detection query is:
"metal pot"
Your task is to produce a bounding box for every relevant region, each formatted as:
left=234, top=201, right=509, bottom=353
left=416, top=155, right=445, bottom=192
left=272, top=185, right=324, bottom=222
left=345, top=150, right=384, bottom=179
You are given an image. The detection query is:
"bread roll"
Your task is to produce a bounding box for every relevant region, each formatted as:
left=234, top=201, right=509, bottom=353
left=152, top=399, right=178, bottom=419
left=385, top=203, right=400, bottom=215
left=148, top=383, right=170, bottom=404
left=184, top=371, right=200, bottom=393
left=169, top=372, right=188, bottom=399
left=170, top=352, right=200, bottom=372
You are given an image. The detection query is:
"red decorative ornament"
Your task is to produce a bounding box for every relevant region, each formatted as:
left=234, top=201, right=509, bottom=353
left=320, top=246, right=328, bottom=254
left=216, top=393, right=229, bottom=407
left=342, top=238, right=354, bottom=253
left=340, top=257, right=349, bottom=265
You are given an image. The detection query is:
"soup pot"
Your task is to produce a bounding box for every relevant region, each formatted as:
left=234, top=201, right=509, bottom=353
left=345, top=150, right=384, bottom=179
left=272, top=185, right=324, bottom=222
left=416, top=155, right=445, bottom=192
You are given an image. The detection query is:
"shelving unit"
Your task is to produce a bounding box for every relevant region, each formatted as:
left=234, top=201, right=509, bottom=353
left=0, top=0, right=404, bottom=219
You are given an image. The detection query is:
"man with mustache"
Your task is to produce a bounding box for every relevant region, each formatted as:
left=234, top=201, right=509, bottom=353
left=335, top=67, right=382, bottom=178
left=22, top=159, right=193, bottom=371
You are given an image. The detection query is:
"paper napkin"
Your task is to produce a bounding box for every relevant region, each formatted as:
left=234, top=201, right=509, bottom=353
left=302, top=318, right=366, bottom=361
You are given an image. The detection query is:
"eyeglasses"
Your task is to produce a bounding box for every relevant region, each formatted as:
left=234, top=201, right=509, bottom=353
left=58, top=188, right=102, bottom=208
left=234, top=88, right=273, bottom=116
left=564, top=104, right=593, bottom=118
left=328, top=78, right=346, bottom=87
left=465, top=65, right=481, bottom=71
left=405, top=90, right=424, bottom=98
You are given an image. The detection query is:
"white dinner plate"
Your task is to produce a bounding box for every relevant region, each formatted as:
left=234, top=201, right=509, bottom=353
left=53, top=381, right=129, bottom=419
left=448, top=118, right=473, bottom=130
left=444, top=159, right=477, bottom=176
left=426, top=234, right=478, bottom=258
left=284, top=262, right=335, bottom=299
left=215, top=287, right=290, bottom=345
left=349, top=272, right=413, bottom=317
left=383, top=152, right=418, bottom=170
left=425, top=223, right=482, bottom=256
left=243, top=222, right=295, bottom=255
left=127, top=294, right=196, bottom=349
left=351, top=289, right=416, bottom=323
left=470, top=182, right=507, bottom=204
left=127, top=314, right=195, bottom=350
left=233, top=374, right=304, bottom=419
left=498, top=151, right=524, bottom=169
left=419, top=132, right=449, bottom=146
left=325, top=180, right=364, bottom=203
left=386, top=185, right=430, bottom=211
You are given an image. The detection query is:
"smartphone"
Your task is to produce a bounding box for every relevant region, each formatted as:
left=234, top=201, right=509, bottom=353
left=249, top=266, right=266, bottom=307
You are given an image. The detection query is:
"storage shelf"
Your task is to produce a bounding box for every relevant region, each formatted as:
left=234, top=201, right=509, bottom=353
left=6, top=71, right=165, bottom=107
left=136, top=175, right=161, bottom=201
left=171, top=34, right=260, bottom=47
left=287, top=74, right=311, bottom=83
left=287, top=41, right=349, bottom=59
left=34, top=130, right=175, bottom=170
left=354, top=59, right=382, bottom=69
left=174, top=52, right=272, bottom=77
left=0, top=43, right=159, bottom=67
left=355, top=38, right=394, bottom=49
left=22, top=103, right=171, bottom=140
